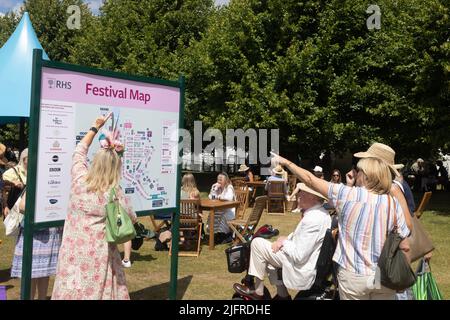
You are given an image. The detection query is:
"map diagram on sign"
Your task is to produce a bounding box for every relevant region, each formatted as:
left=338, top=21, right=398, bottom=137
left=75, top=104, right=178, bottom=212
left=120, top=119, right=168, bottom=209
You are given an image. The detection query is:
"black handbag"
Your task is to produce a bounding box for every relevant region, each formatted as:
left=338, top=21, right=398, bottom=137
left=378, top=196, right=417, bottom=291
left=225, top=242, right=251, bottom=273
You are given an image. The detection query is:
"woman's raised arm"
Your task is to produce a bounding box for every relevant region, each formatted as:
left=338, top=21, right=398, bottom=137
left=271, top=152, right=330, bottom=198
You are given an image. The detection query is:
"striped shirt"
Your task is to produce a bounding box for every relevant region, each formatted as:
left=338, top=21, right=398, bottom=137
left=328, top=183, right=410, bottom=275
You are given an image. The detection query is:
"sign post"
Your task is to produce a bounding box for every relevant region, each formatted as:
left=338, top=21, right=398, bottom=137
left=21, top=49, right=183, bottom=300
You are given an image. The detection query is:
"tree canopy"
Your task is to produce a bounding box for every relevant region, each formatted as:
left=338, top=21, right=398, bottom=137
left=0, top=0, right=448, bottom=159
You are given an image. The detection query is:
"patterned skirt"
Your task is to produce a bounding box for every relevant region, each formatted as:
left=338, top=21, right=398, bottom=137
left=11, top=227, right=63, bottom=278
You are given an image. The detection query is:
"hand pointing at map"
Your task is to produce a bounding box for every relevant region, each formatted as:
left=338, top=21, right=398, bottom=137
left=82, top=113, right=112, bottom=148
left=93, top=112, right=112, bottom=130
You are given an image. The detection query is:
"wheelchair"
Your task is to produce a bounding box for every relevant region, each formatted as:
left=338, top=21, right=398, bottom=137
left=231, top=227, right=339, bottom=300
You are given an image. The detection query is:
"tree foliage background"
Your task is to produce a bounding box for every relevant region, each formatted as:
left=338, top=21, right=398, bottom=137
left=0, top=0, right=448, bottom=160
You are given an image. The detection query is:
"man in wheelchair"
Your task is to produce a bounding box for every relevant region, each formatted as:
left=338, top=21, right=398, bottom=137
left=233, top=183, right=335, bottom=300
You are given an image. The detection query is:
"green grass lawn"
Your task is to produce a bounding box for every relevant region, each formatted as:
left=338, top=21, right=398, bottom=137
left=1, top=192, right=449, bottom=300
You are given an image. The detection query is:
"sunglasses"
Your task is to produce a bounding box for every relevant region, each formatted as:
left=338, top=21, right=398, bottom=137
left=332, top=174, right=340, bottom=177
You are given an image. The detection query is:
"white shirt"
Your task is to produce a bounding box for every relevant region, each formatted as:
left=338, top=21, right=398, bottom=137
left=279, top=204, right=331, bottom=290
left=208, top=184, right=236, bottom=233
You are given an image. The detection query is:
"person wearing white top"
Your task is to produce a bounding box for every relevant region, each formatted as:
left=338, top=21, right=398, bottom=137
left=207, top=172, right=236, bottom=236
left=234, top=183, right=331, bottom=300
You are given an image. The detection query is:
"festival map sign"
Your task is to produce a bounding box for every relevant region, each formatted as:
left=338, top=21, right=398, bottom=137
left=33, top=65, right=182, bottom=223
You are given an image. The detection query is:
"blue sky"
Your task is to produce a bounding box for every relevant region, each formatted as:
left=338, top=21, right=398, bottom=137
left=0, top=0, right=230, bottom=16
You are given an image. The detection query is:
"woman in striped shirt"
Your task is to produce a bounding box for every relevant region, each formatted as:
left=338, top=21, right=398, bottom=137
left=272, top=153, right=410, bottom=300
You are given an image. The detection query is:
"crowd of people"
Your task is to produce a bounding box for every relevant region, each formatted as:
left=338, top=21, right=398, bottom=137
left=234, top=142, right=421, bottom=300
left=409, top=158, right=449, bottom=192
left=0, top=115, right=442, bottom=300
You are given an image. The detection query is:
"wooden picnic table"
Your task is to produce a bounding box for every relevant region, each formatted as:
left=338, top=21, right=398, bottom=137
left=200, top=199, right=241, bottom=250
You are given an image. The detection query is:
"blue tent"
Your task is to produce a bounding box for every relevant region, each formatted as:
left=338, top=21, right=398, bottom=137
left=0, top=12, right=49, bottom=124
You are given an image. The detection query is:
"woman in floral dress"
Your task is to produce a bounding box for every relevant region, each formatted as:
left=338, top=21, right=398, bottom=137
left=52, top=114, right=137, bottom=300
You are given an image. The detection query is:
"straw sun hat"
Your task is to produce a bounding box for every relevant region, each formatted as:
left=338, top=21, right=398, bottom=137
left=238, top=164, right=250, bottom=172
left=298, top=183, right=328, bottom=201
left=353, top=142, right=403, bottom=176
left=272, top=165, right=286, bottom=176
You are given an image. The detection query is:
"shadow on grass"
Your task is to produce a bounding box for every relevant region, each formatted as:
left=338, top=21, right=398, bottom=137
left=0, top=268, right=11, bottom=282
left=427, top=211, right=450, bottom=217
left=129, top=275, right=193, bottom=300
left=130, top=252, right=157, bottom=262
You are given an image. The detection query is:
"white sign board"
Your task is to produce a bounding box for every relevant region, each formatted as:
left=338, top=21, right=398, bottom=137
left=34, top=67, right=181, bottom=223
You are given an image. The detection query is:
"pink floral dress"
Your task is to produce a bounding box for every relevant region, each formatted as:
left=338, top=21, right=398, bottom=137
left=51, top=142, right=136, bottom=300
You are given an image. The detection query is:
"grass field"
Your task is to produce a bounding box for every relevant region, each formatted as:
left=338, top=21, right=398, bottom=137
left=1, top=192, right=449, bottom=300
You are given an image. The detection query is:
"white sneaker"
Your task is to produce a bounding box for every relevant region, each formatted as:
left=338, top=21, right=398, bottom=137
left=292, top=208, right=301, bottom=213
left=122, top=260, right=131, bottom=268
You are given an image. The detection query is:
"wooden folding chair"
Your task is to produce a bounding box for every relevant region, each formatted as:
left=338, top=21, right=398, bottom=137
left=169, top=199, right=202, bottom=257
left=266, top=180, right=286, bottom=215
left=414, top=191, right=432, bottom=219
left=228, top=196, right=267, bottom=244
left=231, top=177, right=246, bottom=190
left=235, top=188, right=250, bottom=220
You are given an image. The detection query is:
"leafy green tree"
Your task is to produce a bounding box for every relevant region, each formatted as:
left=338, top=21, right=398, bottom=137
left=0, top=12, right=19, bottom=47
left=21, top=0, right=95, bottom=62
left=182, top=0, right=449, bottom=159
left=1, top=0, right=448, bottom=160
left=69, top=0, right=214, bottom=79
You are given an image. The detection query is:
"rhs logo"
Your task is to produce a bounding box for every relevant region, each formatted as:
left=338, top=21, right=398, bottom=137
left=48, top=78, right=72, bottom=90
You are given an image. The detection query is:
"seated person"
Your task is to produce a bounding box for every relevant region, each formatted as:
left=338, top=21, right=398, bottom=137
left=289, top=167, right=327, bottom=213
left=234, top=183, right=331, bottom=300
left=153, top=174, right=202, bottom=251
left=181, top=173, right=200, bottom=200
left=265, top=165, right=287, bottom=193
left=207, top=172, right=236, bottom=243
left=238, top=164, right=254, bottom=182
left=287, top=182, right=302, bottom=213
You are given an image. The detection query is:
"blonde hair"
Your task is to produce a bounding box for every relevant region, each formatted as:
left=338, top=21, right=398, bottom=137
left=357, top=157, right=392, bottom=194
left=181, top=173, right=200, bottom=198
left=85, top=148, right=122, bottom=193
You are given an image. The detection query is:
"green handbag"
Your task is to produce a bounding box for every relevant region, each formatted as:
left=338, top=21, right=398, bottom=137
left=105, top=187, right=136, bottom=244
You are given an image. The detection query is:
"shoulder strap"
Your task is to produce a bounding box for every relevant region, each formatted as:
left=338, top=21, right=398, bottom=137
left=12, top=166, right=24, bottom=184
left=393, top=197, right=398, bottom=229
left=108, top=187, right=117, bottom=203
left=385, top=195, right=398, bottom=237
left=392, top=180, right=404, bottom=194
